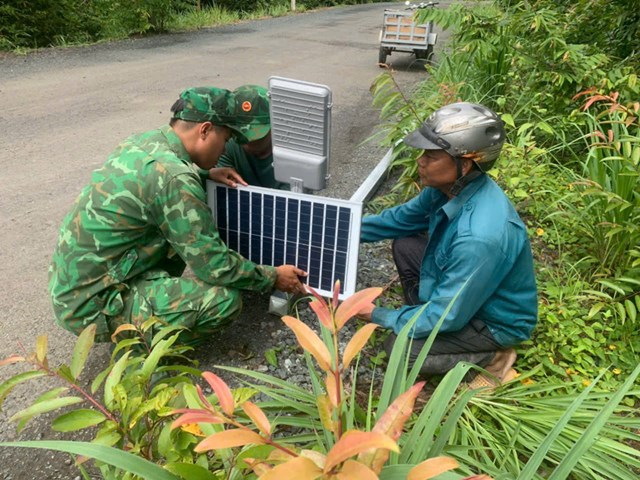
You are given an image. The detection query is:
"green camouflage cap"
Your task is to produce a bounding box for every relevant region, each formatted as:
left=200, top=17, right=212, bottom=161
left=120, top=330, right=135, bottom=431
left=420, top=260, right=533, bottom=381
left=232, top=85, right=271, bottom=143
left=172, top=87, right=248, bottom=142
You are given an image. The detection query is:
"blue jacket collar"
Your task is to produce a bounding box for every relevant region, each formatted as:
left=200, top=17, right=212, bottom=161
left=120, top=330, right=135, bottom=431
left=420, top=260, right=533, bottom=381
left=441, top=174, right=488, bottom=219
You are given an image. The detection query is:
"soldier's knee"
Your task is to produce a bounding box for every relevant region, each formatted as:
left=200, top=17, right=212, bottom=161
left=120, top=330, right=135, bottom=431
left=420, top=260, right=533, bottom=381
left=201, top=287, right=242, bottom=323
left=223, top=288, right=242, bottom=318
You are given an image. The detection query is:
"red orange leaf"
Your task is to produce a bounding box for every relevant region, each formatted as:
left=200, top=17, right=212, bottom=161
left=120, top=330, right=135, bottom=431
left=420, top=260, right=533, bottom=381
left=324, top=430, right=398, bottom=473
left=171, top=412, right=224, bottom=429
left=374, top=381, right=425, bottom=440
left=408, top=456, right=460, bottom=480
left=259, top=456, right=322, bottom=480
left=358, top=381, right=425, bottom=472
left=332, top=280, right=341, bottom=309
left=342, top=324, right=378, bottom=370
left=305, top=285, right=328, bottom=307
left=309, top=300, right=333, bottom=331
left=194, top=428, right=265, bottom=452
left=0, top=355, right=25, bottom=367
left=300, top=449, right=327, bottom=470
left=268, top=448, right=298, bottom=462
left=202, top=372, right=235, bottom=416
left=334, top=288, right=383, bottom=329
left=196, top=384, right=214, bottom=410
left=336, top=460, right=378, bottom=480
left=325, top=371, right=339, bottom=407
left=244, top=458, right=272, bottom=476
left=282, top=316, right=332, bottom=371
left=242, top=401, right=271, bottom=436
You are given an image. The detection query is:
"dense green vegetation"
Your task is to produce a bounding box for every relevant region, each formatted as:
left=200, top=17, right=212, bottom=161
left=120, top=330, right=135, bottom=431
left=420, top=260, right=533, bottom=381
left=371, top=0, right=639, bottom=390
left=0, top=0, right=386, bottom=51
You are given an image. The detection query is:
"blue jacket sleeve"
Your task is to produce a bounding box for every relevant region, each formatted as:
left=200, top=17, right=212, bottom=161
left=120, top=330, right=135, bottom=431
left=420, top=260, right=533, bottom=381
left=361, top=190, right=431, bottom=242
left=371, top=237, right=509, bottom=338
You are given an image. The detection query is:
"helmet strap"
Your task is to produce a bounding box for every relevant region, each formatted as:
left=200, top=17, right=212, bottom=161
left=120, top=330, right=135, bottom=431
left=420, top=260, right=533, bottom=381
left=449, top=157, right=483, bottom=197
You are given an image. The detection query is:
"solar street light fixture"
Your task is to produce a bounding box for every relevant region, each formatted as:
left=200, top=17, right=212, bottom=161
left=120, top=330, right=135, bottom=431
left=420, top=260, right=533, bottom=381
left=268, top=76, right=332, bottom=193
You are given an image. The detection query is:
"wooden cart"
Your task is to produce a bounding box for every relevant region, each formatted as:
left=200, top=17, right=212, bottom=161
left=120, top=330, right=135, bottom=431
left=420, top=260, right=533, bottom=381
left=378, top=2, right=438, bottom=65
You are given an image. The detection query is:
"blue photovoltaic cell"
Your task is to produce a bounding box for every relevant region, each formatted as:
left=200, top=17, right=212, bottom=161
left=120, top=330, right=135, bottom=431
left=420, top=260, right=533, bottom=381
left=211, top=184, right=359, bottom=296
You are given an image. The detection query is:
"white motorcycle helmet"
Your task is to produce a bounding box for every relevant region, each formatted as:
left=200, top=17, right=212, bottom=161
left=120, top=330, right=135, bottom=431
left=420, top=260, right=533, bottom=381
left=403, top=102, right=506, bottom=173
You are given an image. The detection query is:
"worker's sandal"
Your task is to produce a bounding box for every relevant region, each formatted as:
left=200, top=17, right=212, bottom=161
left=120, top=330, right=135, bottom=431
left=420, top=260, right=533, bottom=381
left=467, top=347, right=518, bottom=391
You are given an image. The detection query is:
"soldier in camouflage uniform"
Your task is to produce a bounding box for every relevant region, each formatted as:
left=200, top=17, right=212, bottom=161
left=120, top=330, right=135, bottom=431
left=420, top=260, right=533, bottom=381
left=211, top=85, right=289, bottom=190
left=49, top=87, right=306, bottom=344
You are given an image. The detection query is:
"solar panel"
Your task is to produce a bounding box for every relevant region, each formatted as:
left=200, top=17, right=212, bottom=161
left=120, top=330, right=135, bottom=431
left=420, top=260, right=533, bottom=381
left=207, top=181, right=362, bottom=299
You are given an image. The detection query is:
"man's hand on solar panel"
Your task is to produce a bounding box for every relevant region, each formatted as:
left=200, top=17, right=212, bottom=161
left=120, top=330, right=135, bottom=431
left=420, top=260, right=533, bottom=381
left=208, top=167, right=248, bottom=188
left=274, top=265, right=308, bottom=294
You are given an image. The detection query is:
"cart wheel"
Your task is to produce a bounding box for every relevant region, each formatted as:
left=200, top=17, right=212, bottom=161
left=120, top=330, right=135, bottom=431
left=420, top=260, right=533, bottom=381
left=425, top=45, right=434, bottom=63
left=415, top=46, right=434, bottom=63
left=378, top=47, right=388, bottom=66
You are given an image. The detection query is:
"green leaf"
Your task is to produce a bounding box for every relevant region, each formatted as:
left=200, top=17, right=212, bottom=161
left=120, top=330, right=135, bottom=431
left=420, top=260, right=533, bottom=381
left=0, top=441, right=179, bottom=480
left=10, top=396, right=83, bottom=422
left=16, top=387, right=69, bottom=433
left=537, top=121, right=554, bottom=134
left=91, top=364, right=113, bottom=394
left=141, top=335, right=179, bottom=379
left=233, top=387, right=258, bottom=405
left=110, top=338, right=143, bottom=364
left=624, top=299, right=637, bottom=323
left=0, top=371, right=47, bottom=410
left=93, top=421, right=122, bottom=447
left=52, top=409, right=107, bottom=432
left=501, top=113, right=515, bottom=128
left=152, top=325, right=186, bottom=348
left=265, top=348, right=279, bottom=368
left=165, top=463, right=216, bottom=480
left=57, top=365, right=75, bottom=383
left=70, top=324, right=96, bottom=380
left=104, top=351, right=131, bottom=409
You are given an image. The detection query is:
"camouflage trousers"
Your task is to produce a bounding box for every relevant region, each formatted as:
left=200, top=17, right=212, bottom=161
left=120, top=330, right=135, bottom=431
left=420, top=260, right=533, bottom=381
left=104, top=270, right=242, bottom=345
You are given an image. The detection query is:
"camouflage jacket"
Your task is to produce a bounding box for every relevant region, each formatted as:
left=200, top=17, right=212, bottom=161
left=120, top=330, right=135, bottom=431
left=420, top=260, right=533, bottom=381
left=49, top=126, right=277, bottom=336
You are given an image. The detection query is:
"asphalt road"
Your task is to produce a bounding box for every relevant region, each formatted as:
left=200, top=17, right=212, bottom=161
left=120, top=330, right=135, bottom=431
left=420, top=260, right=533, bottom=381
left=0, top=3, right=448, bottom=478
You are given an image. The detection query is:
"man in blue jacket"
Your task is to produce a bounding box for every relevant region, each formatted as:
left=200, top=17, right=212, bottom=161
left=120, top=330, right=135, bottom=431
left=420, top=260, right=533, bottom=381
left=358, top=102, right=538, bottom=387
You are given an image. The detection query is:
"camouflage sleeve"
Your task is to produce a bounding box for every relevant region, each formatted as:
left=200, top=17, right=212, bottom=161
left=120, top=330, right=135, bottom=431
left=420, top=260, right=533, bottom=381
left=148, top=172, right=277, bottom=292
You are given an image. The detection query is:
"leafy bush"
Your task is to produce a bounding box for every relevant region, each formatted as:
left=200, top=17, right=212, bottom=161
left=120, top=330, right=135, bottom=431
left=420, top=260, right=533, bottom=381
left=0, top=319, right=208, bottom=478
left=2, top=287, right=640, bottom=478
left=0, top=0, right=99, bottom=48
